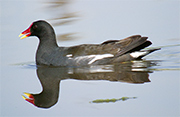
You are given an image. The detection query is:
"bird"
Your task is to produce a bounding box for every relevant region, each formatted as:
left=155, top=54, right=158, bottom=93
left=22, top=63, right=151, bottom=108
left=19, top=20, right=160, bottom=66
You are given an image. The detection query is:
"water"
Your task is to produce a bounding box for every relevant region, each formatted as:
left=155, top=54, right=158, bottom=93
left=1, top=0, right=180, bottom=116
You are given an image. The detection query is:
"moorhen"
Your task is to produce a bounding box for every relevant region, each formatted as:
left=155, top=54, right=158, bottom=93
left=22, top=64, right=151, bottom=108
left=19, top=20, right=160, bottom=66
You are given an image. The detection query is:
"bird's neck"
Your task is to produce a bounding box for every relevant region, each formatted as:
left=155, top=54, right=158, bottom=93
left=36, top=34, right=59, bottom=65
left=38, top=34, right=58, bottom=49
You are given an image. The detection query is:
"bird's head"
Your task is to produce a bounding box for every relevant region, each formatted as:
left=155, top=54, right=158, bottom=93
left=19, top=20, right=54, bottom=39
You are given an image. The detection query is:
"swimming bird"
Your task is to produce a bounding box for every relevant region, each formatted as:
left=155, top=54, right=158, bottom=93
left=19, top=20, right=160, bottom=66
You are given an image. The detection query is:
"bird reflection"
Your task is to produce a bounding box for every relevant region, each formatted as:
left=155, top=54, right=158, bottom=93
left=22, top=61, right=157, bottom=108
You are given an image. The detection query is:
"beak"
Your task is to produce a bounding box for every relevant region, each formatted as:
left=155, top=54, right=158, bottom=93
left=22, top=92, right=35, bottom=105
left=19, top=23, right=32, bottom=39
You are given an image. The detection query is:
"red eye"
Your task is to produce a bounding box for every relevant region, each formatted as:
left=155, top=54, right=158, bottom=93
left=33, top=25, right=38, bottom=29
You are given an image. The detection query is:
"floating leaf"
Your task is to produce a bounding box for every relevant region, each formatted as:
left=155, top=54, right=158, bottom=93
left=90, top=97, right=137, bottom=103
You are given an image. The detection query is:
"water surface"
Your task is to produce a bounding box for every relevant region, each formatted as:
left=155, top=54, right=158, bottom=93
left=1, top=0, right=180, bottom=116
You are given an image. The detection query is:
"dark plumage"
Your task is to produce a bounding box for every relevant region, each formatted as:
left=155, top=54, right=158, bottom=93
left=19, top=20, right=160, bottom=66
left=22, top=64, right=152, bottom=108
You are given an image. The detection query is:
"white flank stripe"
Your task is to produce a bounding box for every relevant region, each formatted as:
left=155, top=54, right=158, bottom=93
left=88, top=54, right=114, bottom=64
left=66, top=54, right=73, bottom=57
left=130, top=51, right=147, bottom=58
left=73, top=55, right=95, bottom=63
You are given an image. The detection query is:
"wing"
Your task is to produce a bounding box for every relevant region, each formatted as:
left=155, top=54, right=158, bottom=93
left=63, top=35, right=152, bottom=57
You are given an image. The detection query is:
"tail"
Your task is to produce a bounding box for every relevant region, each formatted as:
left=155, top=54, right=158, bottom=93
left=130, top=48, right=160, bottom=59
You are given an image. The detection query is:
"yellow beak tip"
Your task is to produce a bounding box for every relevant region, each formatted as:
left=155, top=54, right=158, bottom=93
left=19, top=33, right=23, bottom=37
left=20, top=35, right=28, bottom=39
left=23, top=92, right=31, bottom=96
left=22, top=95, right=26, bottom=100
